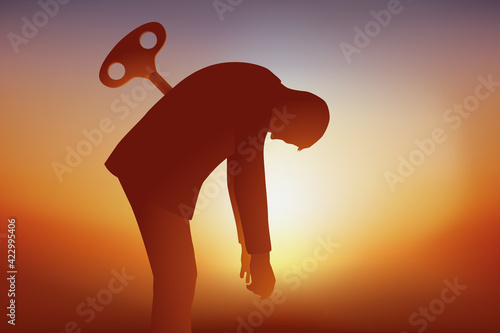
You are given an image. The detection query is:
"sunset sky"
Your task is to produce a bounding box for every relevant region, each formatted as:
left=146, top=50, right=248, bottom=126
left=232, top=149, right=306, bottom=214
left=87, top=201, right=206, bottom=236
left=1, top=1, right=499, bottom=332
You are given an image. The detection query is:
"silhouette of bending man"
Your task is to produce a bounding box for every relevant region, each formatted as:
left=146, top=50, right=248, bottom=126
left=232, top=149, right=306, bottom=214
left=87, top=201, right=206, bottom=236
left=106, top=62, right=329, bottom=333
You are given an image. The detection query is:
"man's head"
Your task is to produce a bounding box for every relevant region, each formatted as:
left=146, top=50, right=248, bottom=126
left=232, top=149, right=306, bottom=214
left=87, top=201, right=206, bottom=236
left=270, top=89, right=330, bottom=151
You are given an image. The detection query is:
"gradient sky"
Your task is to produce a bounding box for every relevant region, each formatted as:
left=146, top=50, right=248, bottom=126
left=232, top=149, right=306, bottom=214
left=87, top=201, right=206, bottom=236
left=1, top=1, right=499, bottom=332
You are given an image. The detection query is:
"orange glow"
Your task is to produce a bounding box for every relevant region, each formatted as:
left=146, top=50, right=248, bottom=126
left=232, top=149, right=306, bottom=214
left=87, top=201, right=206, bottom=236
left=1, top=2, right=499, bottom=332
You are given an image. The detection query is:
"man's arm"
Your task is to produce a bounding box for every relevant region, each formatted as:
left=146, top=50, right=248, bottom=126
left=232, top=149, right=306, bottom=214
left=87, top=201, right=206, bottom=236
left=227, top=168, right=244, bottom=246
left=227, top=166, right=251, bottom=283
left=227, top=149, right=275, bottom=298
left=227, top=150, right=271, bottom=254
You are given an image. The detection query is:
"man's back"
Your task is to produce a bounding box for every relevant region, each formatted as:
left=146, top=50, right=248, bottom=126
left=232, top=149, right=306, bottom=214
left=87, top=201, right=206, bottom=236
left=106, top=62, right=283, bottom=218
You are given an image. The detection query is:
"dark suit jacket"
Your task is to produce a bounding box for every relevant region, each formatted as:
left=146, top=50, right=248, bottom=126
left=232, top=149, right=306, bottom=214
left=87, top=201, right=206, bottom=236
left=106, top=62, right=284, bottom=253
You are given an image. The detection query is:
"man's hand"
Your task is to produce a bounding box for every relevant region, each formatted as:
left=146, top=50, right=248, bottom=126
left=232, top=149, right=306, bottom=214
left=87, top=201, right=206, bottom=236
left=240, top=245, right=251, bottom=283
left=246, top=252, right=275, bottom=299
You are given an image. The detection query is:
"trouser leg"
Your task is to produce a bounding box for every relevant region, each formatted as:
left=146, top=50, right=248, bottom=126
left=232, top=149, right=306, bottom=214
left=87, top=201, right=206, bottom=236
left=122, top=184, right=197, bottom=333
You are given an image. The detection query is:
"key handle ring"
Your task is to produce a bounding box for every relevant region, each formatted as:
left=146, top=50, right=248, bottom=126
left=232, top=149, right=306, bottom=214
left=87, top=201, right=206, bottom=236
left=99, top=22, right=167, bottom=90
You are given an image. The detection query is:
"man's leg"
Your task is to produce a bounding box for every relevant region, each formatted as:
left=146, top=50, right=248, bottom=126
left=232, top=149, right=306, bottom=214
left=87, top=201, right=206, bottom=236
left=123, top=183, right=197, bottom=333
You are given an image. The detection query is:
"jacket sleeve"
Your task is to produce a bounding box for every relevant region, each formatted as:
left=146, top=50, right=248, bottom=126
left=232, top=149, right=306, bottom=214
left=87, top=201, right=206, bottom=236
left=227, top=142, right=271, bottom=254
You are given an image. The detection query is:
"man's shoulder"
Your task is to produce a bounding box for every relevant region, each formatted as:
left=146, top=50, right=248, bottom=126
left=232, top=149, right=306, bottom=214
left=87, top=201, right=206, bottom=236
left=204, top=62, right=276, bottom=74
left=185, top=62, right=281, bottom=87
